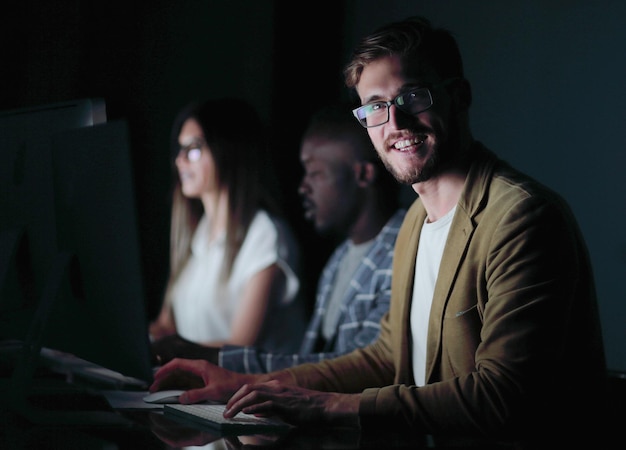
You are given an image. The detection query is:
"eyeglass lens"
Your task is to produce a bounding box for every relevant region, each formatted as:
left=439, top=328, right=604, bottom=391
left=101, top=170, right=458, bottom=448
left=178, top=142, right=203, bottom=162
left=355, top=88, right=433, bottom=127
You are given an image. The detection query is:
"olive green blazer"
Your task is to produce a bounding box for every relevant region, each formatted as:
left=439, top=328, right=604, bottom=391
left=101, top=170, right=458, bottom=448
left=287, top=144, right=606, bottom=440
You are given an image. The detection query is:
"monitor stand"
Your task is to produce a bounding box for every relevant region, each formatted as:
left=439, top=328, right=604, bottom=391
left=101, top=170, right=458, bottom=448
left=5, top=250, right=133, bottom=427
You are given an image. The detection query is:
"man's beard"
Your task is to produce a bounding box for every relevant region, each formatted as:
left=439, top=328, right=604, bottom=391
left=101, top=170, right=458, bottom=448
left=381, top=121, right=463, bottom=185
left=380, top=144, right=441, bottom=185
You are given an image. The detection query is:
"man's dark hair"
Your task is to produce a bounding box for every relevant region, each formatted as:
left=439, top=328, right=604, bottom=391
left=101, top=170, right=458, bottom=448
left=344, top=16, right=464, bottom=89
left=303, top=104, right=400, bottom=203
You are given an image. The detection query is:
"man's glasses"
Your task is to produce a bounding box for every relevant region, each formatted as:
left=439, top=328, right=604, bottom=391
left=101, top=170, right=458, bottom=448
left=177, top=139, right=205, bottom=163
left=352, top=78, right=459, bottom=128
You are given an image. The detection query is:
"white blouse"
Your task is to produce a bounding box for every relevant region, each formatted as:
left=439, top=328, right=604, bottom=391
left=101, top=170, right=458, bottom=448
left=170, top=209, right=304, bottom=352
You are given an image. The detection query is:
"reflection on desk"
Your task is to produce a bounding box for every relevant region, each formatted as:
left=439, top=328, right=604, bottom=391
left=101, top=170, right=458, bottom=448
left=146, top=409, right=520, bottom=449
left=0, top=347, right=525, bottom=449
left=1, top=403, right=522, bottom=449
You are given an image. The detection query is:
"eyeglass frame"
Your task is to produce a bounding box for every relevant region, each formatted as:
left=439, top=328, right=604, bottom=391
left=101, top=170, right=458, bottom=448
left=351, top=77, right=460, bottom=128
left=176, top=138, right=206, bottom=163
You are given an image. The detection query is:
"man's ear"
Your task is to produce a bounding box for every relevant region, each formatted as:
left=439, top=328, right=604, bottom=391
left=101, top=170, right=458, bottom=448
left=355, top=161, right=376, bottom=187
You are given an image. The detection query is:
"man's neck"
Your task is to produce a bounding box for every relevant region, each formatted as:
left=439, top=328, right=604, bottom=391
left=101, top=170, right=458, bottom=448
left=413, top=170, right=466, bottom=223
left=349, top=205, right=395, bottom=245
left=414, top=138, right=476, bottom=223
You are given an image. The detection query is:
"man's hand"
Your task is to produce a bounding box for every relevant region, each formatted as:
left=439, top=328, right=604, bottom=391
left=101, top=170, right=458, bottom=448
left=149, top=359, right=362, bottom=427
left=223, top=379, right=361, bottom=427
left=151, top=334, right=219, bottom=366
left=150, top=358, right=254, bottom=404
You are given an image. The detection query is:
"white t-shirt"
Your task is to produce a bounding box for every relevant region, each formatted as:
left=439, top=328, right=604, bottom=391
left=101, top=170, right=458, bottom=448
left=170, top=209, right=302, bottom=352
left=411, top=206, right=455, bottom=387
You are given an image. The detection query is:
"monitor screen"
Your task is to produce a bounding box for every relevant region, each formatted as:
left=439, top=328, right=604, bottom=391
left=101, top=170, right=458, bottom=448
left=46, top=120, right=153, bottom=383
left=0, top=100, right=153, bottom=386
left=0, top=98, right=106, bottom=317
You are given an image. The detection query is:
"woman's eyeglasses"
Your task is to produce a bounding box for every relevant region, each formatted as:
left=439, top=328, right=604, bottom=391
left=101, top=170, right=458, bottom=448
left=176, top=139, right=205, bottom=162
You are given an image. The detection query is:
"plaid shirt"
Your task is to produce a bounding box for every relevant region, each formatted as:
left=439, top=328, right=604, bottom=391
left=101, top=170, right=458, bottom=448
left=219, top=209, right=407, bottom=374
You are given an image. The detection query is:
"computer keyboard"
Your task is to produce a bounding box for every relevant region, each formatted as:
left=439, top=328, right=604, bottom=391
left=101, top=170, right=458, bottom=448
left=164, top=403, right=291, bottom=432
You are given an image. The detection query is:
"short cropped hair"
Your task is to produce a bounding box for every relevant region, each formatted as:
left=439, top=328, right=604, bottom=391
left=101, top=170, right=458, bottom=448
left=302, top=104, right=400, bottom=200
left=344, top=16, right=464, bottom=89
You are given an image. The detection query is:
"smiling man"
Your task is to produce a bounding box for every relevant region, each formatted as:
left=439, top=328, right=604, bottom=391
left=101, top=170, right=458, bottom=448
left=150, top=17, right=607, bottom=447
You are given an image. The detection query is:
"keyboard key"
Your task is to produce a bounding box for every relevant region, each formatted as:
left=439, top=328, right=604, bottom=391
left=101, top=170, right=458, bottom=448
left=164, top=403, right=291, bottom=432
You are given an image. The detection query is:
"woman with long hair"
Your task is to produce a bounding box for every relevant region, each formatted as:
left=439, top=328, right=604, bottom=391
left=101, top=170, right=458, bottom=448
left=149, top=98, right=304, bottom=354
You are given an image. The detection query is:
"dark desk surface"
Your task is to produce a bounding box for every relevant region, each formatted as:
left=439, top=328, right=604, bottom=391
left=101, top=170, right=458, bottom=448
left=0, top=381, right=528, bottom=450
left=1, top=406, right=522, bottom=450
left=2, top=371, right=621, bottom=449
left=0, top=356, right=520, bottom=449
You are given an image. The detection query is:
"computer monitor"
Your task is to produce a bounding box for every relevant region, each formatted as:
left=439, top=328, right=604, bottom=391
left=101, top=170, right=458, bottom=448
left=46, top=120, right=153, bottom=383
left=0, top=98, right=106, bottom=322
left=0, top=100, right=153, bottom=388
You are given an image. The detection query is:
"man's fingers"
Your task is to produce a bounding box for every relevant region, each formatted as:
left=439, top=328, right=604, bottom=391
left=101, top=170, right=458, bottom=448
left=151, top=359, right=206, bottom=392
left=224, top=383, right=279, bottom=417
